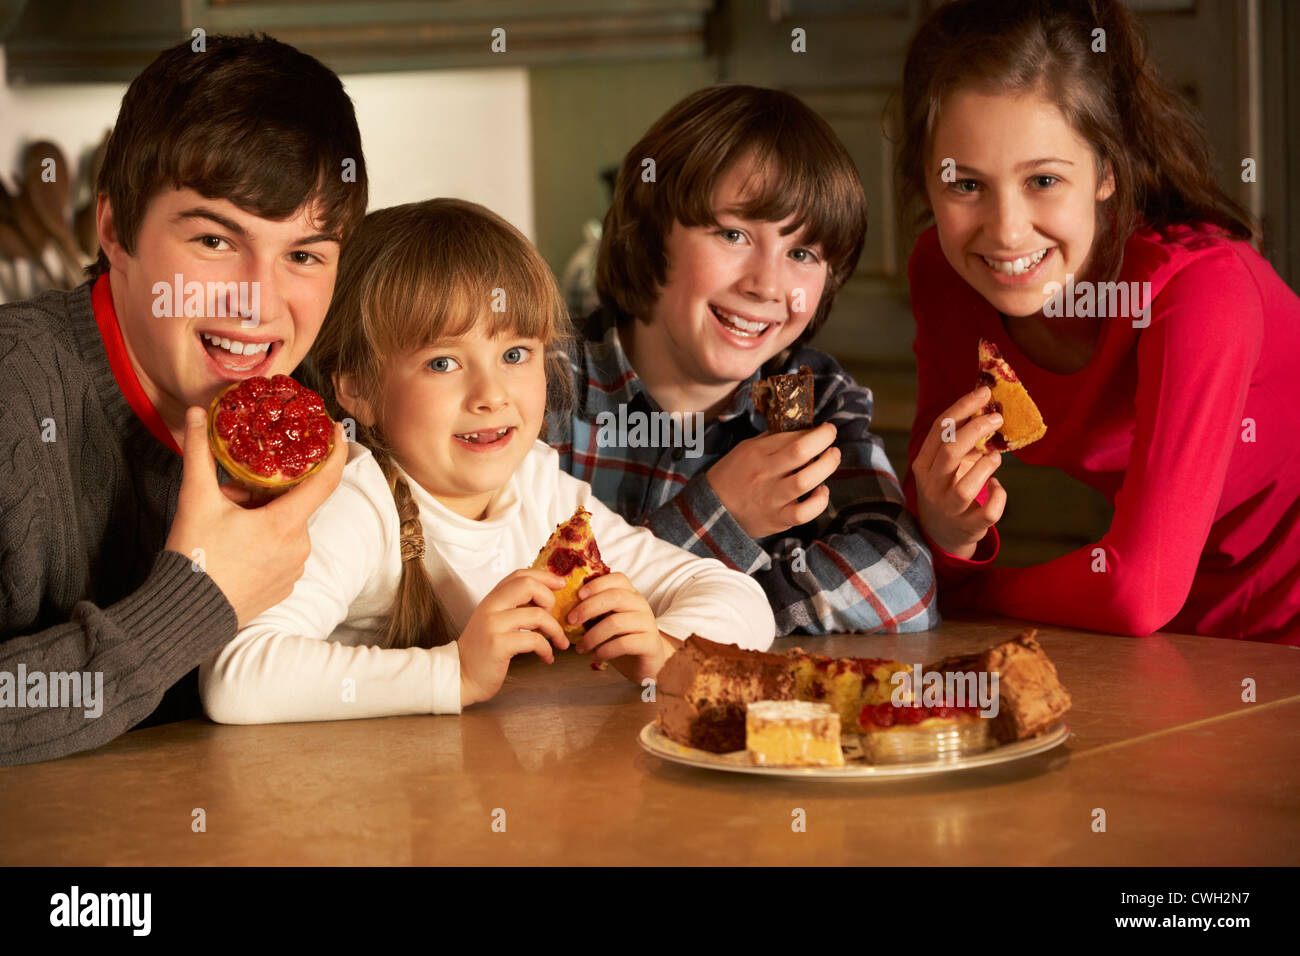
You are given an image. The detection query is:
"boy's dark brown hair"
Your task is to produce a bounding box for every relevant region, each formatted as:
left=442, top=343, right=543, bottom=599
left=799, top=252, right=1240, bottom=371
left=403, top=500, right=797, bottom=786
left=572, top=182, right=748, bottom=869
left=91, top=33, right=367, bottom=277
left=597, top=85, right=868, bottom=344
left=896, top=0, right=1255, bottom=284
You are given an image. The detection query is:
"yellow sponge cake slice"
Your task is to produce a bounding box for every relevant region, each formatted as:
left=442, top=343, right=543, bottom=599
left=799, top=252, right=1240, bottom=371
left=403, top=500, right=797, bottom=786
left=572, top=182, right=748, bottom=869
left=975, top=338, right=1047, bottom=453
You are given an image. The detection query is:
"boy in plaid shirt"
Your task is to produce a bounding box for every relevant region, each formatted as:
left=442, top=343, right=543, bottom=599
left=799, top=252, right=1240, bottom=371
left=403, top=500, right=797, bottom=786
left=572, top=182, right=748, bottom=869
left=547, top=85, right=937, bottom=636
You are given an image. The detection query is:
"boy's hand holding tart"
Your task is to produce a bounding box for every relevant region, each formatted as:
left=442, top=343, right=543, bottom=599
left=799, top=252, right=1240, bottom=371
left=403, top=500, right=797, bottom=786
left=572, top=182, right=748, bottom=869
left=167, top=402, right=348, bottom=628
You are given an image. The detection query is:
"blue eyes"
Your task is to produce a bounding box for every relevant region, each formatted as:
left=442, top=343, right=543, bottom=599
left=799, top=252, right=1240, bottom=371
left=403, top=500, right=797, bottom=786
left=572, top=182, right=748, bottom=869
left=427, top=346, right=533, bottom=373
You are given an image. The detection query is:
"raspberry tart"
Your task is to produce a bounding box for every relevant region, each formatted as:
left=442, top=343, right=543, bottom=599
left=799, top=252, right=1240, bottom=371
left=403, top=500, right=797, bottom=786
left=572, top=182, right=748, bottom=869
left=975, top=338, right=1047, bottom=453
left=857, top=698, right=988, bottom=763
left=208, top=374, right=334, bottom=492
left=531, top=507, right=611, bottom=643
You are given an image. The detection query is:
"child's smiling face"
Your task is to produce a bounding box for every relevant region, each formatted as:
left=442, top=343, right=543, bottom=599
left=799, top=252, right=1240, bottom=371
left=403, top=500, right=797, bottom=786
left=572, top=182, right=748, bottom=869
left=648, top=155, right=829, bottom=388
left=368, top=323, right=548, bottom=520
left=925, top=86, right=1115, bottom=318
left=104, top=187, right=340, bottom=429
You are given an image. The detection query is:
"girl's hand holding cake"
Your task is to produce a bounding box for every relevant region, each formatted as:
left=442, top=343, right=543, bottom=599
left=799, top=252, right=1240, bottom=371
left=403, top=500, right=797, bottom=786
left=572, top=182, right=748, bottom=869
left=569, top=572, right=675, bottom=683
left=910, top=386, right=1007, bottom=559
left=457, top=568, right=571, bottom=707
left=705, top=422, right=840, bottom=539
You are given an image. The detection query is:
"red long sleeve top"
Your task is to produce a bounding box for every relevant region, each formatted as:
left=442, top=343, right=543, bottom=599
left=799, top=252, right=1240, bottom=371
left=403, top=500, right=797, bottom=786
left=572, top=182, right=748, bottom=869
left=904, top=224, right=1300, bottom=643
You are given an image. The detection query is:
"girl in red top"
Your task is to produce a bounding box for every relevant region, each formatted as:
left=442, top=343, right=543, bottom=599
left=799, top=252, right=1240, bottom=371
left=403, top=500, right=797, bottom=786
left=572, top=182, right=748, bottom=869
left=899, top=0, right=1300, bottom=642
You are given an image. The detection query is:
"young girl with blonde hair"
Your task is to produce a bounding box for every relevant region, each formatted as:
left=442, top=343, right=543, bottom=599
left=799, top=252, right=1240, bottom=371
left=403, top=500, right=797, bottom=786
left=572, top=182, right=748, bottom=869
left=199, top=199, right=774, bottom=722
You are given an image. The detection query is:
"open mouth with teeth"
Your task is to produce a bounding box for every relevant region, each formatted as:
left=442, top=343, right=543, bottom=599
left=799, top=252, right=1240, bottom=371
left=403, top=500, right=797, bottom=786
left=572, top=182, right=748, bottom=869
left=710, top=305, right=775, bottom=340
left=979, top=248, right=1051, bottom=277
left=453, top=426, right=514, bottom=449
left=199, top=331, right=279, bottom=375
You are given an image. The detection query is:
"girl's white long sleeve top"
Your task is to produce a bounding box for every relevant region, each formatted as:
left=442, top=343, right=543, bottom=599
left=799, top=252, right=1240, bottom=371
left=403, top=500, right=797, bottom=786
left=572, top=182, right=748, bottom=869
left=199, top=440, right=776, bottom=723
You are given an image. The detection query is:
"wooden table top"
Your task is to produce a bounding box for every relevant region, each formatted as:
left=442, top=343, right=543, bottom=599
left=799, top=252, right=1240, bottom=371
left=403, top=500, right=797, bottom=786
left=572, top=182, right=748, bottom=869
left=2, top=618, right=1298, bottom=866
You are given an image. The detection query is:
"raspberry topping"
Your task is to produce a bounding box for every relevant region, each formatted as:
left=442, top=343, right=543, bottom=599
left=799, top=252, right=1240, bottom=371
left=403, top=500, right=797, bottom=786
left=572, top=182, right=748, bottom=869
left=212, top=376, right=332, bottom=483
left=546, top=547, right=585, bottom=576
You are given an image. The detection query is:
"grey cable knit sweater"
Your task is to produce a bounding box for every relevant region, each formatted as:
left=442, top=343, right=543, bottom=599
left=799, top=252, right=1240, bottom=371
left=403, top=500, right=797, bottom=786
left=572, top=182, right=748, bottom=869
left=0, top=283, right=237, bottom=765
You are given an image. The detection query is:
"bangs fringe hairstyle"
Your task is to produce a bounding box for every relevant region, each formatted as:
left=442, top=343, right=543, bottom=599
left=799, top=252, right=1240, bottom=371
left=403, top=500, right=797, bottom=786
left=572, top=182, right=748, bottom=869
left=896, top=0, right=1255, bottom=283
left=308, top=199, right=574, bottom=651
left=597, top=84, right=868, bottom=344
left=91, top=33, right=368, bottom=277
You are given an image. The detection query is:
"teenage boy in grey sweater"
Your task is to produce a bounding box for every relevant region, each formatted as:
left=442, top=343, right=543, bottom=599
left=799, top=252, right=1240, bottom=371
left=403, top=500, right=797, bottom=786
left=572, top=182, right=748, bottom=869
left=0, top=34, right=367, bottom=765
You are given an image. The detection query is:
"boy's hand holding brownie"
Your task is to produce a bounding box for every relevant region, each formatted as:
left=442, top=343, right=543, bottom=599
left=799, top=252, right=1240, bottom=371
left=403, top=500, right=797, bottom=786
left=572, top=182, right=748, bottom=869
left=705, top=423, right=840, bottom=539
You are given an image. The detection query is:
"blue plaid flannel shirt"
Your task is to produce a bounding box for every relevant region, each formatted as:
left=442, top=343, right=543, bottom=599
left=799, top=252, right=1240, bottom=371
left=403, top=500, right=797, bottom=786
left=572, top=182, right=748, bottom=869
left=545, top=309, right=939, bottom=636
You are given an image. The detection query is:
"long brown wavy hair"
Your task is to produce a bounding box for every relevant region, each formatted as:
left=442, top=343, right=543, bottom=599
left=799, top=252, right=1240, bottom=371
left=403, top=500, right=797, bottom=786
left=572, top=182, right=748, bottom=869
left=895, top=0, right=1255, bottom=283
left=306, top=199, right=573, bottom=650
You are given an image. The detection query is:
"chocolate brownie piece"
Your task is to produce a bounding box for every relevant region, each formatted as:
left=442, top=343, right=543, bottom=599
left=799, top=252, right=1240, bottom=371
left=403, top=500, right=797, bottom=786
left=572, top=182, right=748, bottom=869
left=751, top=365, right=815, bottom=432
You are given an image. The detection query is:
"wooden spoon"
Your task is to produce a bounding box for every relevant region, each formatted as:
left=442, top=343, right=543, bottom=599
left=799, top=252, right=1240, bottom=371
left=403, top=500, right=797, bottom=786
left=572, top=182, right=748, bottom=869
left=8, top=184, right=60, bottom=289
left=23, top=141, right=85, bottom=285
left=0, top=221, right=28, bottom=300
left=74, top=132, right=109, bottom=259
left=0, top=175, right=16, bottom=226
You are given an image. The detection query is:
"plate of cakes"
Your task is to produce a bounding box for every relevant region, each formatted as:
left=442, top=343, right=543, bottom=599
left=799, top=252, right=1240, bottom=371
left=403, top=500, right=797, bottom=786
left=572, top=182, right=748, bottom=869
left=640, top=629, right=1071, bottom=779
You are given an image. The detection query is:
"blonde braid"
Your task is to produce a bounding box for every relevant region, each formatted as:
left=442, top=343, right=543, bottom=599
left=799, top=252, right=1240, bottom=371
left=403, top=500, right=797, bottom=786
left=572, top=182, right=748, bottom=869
left=390, top=471, right=427, bottom=565
left=363, top=432, right=456, bottom=649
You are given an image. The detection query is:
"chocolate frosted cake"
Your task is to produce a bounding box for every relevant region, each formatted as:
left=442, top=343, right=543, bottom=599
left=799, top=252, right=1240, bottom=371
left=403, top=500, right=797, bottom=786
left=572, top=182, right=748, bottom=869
left=656, top=636, right=795, bottom=752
